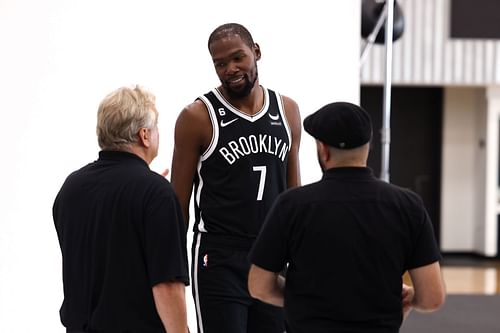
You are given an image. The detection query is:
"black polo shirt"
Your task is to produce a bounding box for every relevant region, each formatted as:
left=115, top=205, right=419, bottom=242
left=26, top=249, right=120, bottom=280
left=250, top=167, right=441, bottom=333
left=53, top=151, right=189, bottom=332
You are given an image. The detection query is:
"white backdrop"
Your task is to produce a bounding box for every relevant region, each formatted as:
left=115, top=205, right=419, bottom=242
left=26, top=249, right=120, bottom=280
left=0, top=1, right=360, bottom=331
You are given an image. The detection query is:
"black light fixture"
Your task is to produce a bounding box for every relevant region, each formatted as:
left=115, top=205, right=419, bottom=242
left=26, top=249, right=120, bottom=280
left=361, top=0, right=405, bottom=44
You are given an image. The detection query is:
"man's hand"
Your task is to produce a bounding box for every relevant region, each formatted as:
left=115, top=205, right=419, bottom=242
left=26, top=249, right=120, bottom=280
left=161, top=168, right=170, bottom=177
left=402, top=283, right=414, bottom=320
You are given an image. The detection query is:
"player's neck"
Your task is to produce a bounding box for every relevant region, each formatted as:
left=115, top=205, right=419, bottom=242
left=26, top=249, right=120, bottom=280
left=222, top=84, right=263, bottom=116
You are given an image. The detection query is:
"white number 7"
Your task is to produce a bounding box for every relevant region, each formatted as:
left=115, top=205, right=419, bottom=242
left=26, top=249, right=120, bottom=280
left=252, top=166, right=267, bottom=201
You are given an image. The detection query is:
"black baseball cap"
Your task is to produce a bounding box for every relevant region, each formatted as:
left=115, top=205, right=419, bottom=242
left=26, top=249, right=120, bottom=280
left=303, top=102, right=372, bottom=149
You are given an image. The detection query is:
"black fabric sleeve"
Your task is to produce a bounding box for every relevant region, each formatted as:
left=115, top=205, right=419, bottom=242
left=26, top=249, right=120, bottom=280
left=144, top=180, right=190, bottom=287
left=407, top=197, right=442, bottom=270
left=249, top=194, right=289, bottom=272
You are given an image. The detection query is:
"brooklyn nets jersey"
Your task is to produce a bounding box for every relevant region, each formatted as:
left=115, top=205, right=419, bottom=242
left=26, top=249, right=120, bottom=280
left=194, top=86, right=292, bottom=238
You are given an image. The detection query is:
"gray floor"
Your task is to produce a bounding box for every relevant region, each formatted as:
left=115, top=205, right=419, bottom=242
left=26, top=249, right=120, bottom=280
left=400, top=295, right=500, bottom=333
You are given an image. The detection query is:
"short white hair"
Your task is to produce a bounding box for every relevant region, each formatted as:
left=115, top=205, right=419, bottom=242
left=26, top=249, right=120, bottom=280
left=96, top=85, right=157, bottom=150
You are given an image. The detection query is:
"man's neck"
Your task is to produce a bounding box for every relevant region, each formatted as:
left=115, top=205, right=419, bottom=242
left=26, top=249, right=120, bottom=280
left=326, top=160, right=367, bottom=169
left=127, top=146, right=151, bottom=165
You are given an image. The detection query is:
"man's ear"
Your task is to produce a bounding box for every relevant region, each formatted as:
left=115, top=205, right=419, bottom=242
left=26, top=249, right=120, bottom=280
left=138, top=128, right=151, bottom=148
left=254, top=43, right=262, bottom=61
left=317, top=140, right=330, bottom=162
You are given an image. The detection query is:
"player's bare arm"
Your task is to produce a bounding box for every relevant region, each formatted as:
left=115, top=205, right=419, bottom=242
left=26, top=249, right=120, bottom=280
left=283, top=95, right=301, bottom=188
left=171, top=100, right=212, bottom=224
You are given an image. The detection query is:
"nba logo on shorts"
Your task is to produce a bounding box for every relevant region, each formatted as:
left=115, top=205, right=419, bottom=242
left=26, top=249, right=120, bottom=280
left=203, top=254, right=208, bottom=267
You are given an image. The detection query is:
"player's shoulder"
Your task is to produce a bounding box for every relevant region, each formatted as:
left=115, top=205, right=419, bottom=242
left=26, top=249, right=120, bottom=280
left=264, top=87, right=296, bottom=104
left=264, top=87, right=299, bottom=115
left=282, top=95, right=300, bottom=121
left=181, top=98, right=208, bottom=117
left=280, top=94, right=298, bottom=106
left=176, top=98, right=210, bottom=129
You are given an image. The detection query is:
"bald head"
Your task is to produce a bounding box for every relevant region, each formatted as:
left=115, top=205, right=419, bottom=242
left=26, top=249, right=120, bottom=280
left=316, top=140, right=370, bottom=171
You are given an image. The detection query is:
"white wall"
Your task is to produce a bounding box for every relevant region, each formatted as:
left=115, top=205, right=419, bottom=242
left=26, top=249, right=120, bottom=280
left=441, top=86, right=500, bottom=256
left=441, top=87, right=485, bottom=252
left=474, top=88, right=488, bottom=253
left=0, top=1, right=360, bottom=331
left=482, top=87, right=500, bottom=256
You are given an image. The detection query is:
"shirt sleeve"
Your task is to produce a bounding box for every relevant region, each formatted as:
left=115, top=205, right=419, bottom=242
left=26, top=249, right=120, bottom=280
left=249, top=194, right=290, bottom=272
left=406, top=197, right=442, bottom=270
left=144, top=180, right=190, bottom=287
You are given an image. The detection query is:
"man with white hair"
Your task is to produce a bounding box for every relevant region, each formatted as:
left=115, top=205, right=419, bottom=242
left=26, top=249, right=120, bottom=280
left=53, top=85, right=189, bottom=333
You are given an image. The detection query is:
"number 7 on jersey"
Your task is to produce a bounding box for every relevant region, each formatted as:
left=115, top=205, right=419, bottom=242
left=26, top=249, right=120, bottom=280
left=252, top=166, right=267, bottom=201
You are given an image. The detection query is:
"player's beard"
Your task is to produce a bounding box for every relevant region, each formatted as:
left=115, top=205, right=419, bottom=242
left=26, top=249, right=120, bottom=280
left=223, top=68, right=258, bottom=100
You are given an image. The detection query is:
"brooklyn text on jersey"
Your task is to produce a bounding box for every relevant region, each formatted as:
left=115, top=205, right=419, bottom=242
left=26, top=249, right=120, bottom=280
left=219, top=134, right=288, bottom=165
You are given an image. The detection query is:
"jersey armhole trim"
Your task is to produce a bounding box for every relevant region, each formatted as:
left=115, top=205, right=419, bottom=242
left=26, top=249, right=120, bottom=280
left=276, top=92, right=292, bottom=151
left=198, top=95, right=219, bottom=160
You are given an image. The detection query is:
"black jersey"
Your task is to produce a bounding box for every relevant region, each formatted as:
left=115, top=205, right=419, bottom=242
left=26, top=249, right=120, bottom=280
left=193, top=86, right=292, bottom=238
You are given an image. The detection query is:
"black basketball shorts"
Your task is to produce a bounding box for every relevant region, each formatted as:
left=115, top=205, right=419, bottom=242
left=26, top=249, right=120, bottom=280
left=191, top=232, right=285, bottom=333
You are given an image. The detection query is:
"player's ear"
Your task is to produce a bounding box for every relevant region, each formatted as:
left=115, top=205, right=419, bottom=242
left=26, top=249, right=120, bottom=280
left=253, top=43, right=261, bottom=61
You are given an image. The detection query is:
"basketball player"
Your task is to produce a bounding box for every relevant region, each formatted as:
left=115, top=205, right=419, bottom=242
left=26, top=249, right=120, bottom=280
left=170, top=23, right=301, bottom=333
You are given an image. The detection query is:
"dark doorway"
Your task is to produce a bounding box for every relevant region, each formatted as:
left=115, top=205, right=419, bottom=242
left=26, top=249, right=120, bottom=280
left=360, top=86, right=443, bottom=244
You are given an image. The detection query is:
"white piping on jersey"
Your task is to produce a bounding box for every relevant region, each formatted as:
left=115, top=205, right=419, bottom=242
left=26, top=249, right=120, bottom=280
left=195, top=158, right=207, bottom=233
left=212, top=86, right=270, bottom=122
left=196, top=95, right=216, bottom=233
left=276, top=92, right=292, bottom=151
left=199, top=95, right=220, bottom=161
left=193, top=233, right=205, bottom=333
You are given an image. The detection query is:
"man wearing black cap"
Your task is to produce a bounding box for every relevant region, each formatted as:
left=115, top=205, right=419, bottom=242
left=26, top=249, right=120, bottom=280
left=247, top=102, right=445, bottom=332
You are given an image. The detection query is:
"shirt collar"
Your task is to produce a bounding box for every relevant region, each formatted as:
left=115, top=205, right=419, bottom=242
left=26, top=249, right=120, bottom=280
left=98, top=150, right=149, bottom=168
left=322, top=166, right=375, bottom=180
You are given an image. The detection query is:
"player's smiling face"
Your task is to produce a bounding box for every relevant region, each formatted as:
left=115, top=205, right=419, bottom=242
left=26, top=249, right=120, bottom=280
left=209, top=34, right=261, bottom=99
